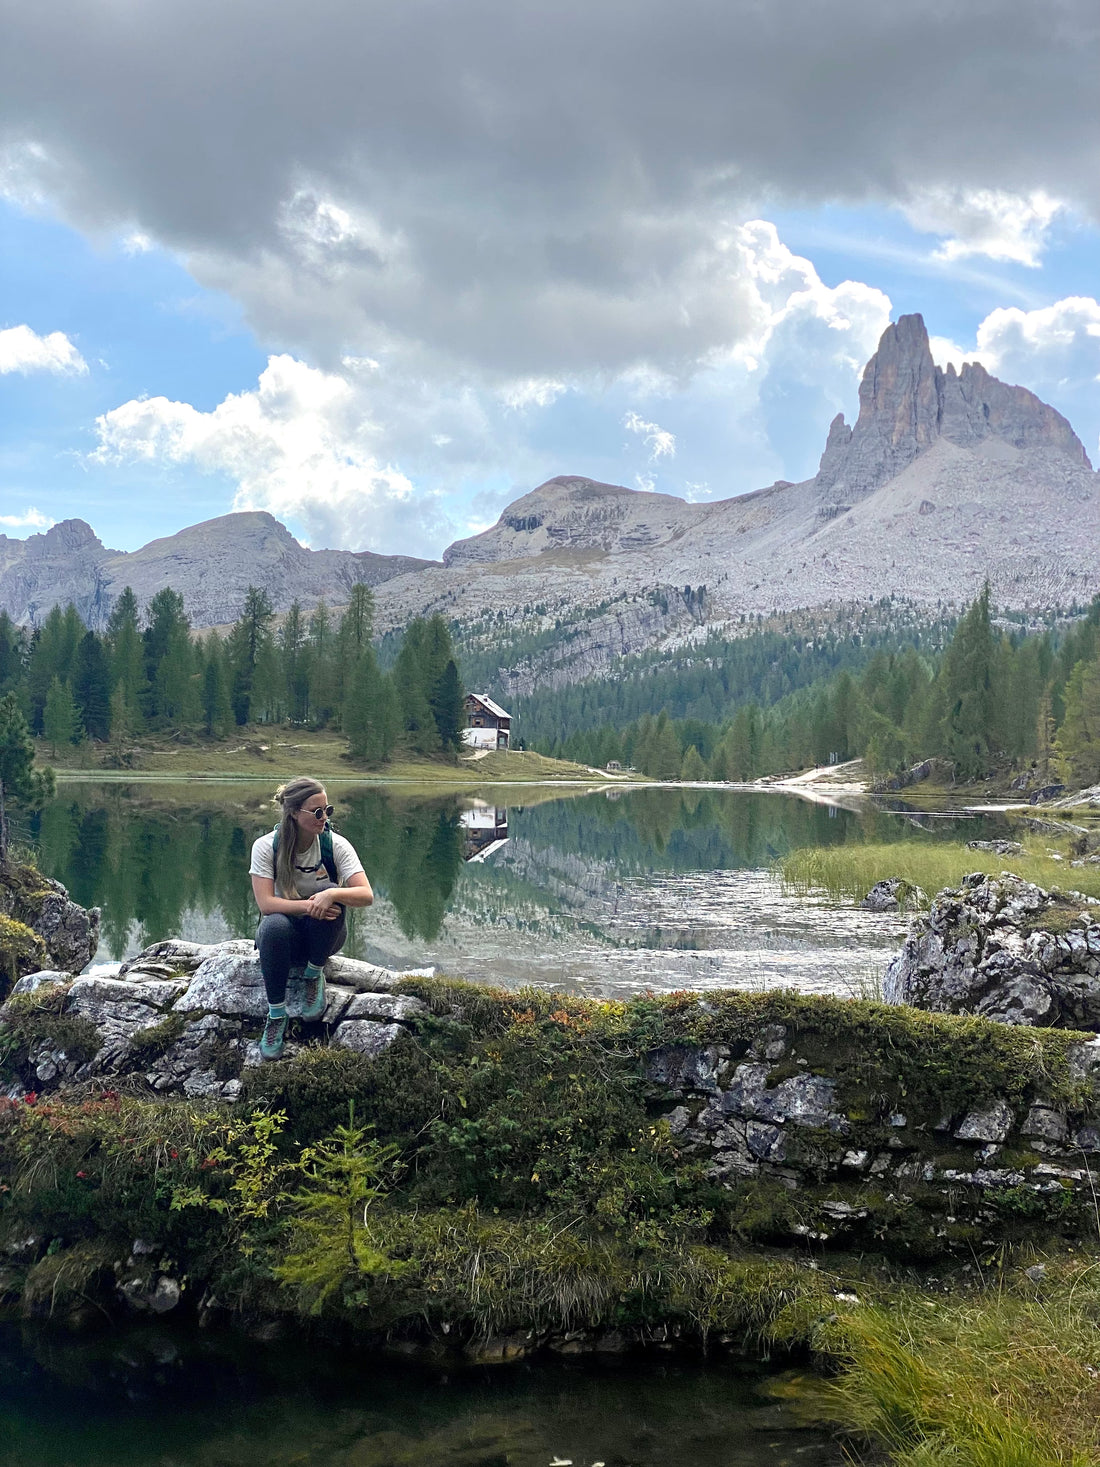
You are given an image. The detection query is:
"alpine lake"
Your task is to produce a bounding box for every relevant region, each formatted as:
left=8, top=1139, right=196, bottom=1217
left=6, top=776, right=1021, bottom=1466
left=26, top=776, right=1014, bottom=999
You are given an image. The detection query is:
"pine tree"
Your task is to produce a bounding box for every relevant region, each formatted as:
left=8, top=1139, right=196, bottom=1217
left=26, top=603, right=83, bottom=731
left=393, top=619, right=438, bottom=753
left=72, top=630, right=111, bottom=740
left=307, top=600, right=337, bottom=727
left=144, top=589, right=197, bottom=725
left=250, top=636, right=284, bottom=724
left=1055, top=656, right=1100, bottom=786
left=344, top=648, right=398, bottom=763
left=227, top=586, right=275, bottom=725
left=429, top=657, right=464, bottom=753
left=338, top=583, right=375, bottom=657
left=938, top=583, right=998, bottom=778
left=648, top=711, right=681, bottom=779
left=273, top=1111, right=404, bottom=1316
left=280, top=601, right=310, bottom=723
left=681, top=744, right=706, bottom=780
left=335, top=584, right=375, bottom=711
left=200, top=634, right=233, bottom=738
left=0, top=612, right=25, bottom=694
left=106, top=587, right=147, bottom=728
left=108, top=681, right=134, bottom=754
left=43, top=676, right=81, bottom=755
left=0, top=693, right=54, bottom=810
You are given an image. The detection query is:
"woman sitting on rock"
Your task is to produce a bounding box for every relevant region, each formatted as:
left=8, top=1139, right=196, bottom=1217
left=249, top=777, right=373, bottom=1060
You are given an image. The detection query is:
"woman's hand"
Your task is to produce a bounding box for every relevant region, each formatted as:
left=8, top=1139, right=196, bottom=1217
left=305, top=887, right=342, bottom=920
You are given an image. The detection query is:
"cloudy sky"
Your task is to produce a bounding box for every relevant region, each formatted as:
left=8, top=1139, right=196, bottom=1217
left=1, top=0, right=1098, bottom=558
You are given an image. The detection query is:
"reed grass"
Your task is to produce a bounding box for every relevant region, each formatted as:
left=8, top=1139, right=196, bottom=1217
left=822, top=1261, right=1100, bottom=1466
left=779, top=840, right=1100, bottom=909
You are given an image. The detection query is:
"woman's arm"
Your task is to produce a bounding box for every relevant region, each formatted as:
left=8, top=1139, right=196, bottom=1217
left=304, top=871, right=374, bottom=918
left=251, top=875, right=312, bottom=918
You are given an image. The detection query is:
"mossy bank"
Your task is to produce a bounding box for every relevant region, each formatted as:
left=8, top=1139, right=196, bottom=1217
left=7, top=968, right=1100, bottom=1461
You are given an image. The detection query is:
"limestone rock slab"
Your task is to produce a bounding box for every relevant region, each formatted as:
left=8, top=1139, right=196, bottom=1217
left=331, top=1020, right=404, bottom=1058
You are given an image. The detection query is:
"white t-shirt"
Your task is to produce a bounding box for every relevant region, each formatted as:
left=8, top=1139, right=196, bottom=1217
left=249, top=828, right=365, bottom=899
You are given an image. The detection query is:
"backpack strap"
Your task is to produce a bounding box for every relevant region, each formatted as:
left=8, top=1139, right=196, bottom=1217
left=319, top=827, right=338, bottom=883
left=271, top=825, right=338, bottom=883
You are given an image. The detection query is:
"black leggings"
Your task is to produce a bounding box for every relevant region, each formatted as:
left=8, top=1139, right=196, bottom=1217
left=256, top=911, right=348, bottom=1006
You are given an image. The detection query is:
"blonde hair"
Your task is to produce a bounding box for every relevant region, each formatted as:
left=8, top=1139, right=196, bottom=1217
left=273, top=777, right=326, bottom=897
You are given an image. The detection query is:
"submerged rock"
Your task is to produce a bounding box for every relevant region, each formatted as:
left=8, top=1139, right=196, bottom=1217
left=884, top=872, right=1100, bottom=1027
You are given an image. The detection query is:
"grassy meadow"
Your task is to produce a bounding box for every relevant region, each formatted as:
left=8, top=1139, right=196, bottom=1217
left=39, top=728, right=619, bottom=784
left=780, top=835, right=1100, bottom=909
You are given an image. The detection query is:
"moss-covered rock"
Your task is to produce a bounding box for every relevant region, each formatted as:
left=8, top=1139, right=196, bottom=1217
left=0, top=860, right=99, bottom=983
left=0, top=914, right=47, bottom=999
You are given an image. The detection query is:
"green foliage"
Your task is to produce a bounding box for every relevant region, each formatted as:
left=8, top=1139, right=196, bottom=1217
left=0, top=692, right=54, bottom=808
left=72, top=631, right=111, bottom=741
left=273, top=1107, right=405, bottom=1314
left=227, top=585, right=275, bottom=726
left=0, top=581, right=467, bottom=776
left=780, top=839, right=1100, bottom=910
left=43, top=676, right=81, bottom=755
left=527, top=588, right=1089, bottom=786
left=822, top=1267, right=1100, bottom=1465
left=0, top=980, right=102, bottom=1068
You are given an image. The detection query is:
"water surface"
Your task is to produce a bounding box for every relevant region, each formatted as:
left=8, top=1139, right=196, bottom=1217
left=0, top=1324, right=841, bottom=1467
left=30, top=781, right=1006, bottom=998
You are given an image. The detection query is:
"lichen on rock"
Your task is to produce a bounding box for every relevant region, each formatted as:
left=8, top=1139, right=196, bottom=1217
left=883, top=871, right=1100, bottom=1028
left=0, top=860, right=99, bottom=992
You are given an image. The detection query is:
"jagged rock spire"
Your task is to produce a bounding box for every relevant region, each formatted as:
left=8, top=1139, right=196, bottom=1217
left=817, top=313, right=1091, bottom=499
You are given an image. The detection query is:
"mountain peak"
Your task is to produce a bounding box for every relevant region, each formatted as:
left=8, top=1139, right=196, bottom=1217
left=817, top=313, right=1091, bottom=498
left=30, top=519, right=105, bottom=556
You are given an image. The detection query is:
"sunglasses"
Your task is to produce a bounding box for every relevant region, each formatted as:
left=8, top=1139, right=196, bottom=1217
left=304, top=804, right=335, bottom=819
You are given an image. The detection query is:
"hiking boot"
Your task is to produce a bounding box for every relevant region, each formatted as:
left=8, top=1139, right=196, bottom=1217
left=300, top=970, right=327, bottom=1023
left=259, top=1012, right=287, bottom=1061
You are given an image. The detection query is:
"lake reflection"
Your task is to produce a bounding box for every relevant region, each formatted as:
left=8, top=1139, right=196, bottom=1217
left=32, top=782, right=998, bottom=998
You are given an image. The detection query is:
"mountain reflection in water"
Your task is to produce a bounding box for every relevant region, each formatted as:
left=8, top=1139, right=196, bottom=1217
left=31, top=783, right=1006, bottom=998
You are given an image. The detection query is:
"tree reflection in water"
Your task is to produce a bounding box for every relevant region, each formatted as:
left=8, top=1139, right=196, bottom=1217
left=29, top=783, right=986, bottom=966
left=32, top=788, right=468, bottom=957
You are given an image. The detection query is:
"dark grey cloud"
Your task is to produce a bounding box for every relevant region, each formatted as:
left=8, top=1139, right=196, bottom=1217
left=2, top=0, right=1096, bottom=377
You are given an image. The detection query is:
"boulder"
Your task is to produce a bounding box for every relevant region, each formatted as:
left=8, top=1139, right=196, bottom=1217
left=967, top=840, right=1024, bottom=856
left=860, top=878, right=926, bottom=912
left=884, top=872, right=1100, bottom=1027
left=0, top=864, right=99, bottom=977
left=0, top=937, right=435, bottom=1099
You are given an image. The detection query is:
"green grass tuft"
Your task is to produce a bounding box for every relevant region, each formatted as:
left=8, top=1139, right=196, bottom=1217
left=779, top=839, right=1100, bottom=909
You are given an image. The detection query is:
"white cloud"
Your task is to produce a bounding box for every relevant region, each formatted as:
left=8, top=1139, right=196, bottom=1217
left=0, top=324, right=87, bottom=375
left=121, top=230, right=153, bottom=255
left=902, top=187, right=1064, bottom=267
left=0, top=507, right=53, bottom=530
left=87, top=217, right=905, bottom=552
left=623, top=411, right=675, bottom=460
left=92, top=354, right=448, bottom=555
left=929, top=334, right=975, bottom=371
left=975, top=296, right=1100, bottom=368
left=500, top=378, right=568, bottom=411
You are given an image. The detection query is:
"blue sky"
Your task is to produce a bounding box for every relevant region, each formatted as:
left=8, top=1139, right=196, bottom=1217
left=1, top=0, right=1097, bottom=559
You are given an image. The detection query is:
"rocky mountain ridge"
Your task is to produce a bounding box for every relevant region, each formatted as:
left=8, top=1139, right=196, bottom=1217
left=2, top=316, right=1097, bottom=689
left=0, top=511, right=436, bottom=630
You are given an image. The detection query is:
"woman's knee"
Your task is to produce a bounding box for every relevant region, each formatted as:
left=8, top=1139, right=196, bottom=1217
left=257, top=912, right=296, bottom=953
